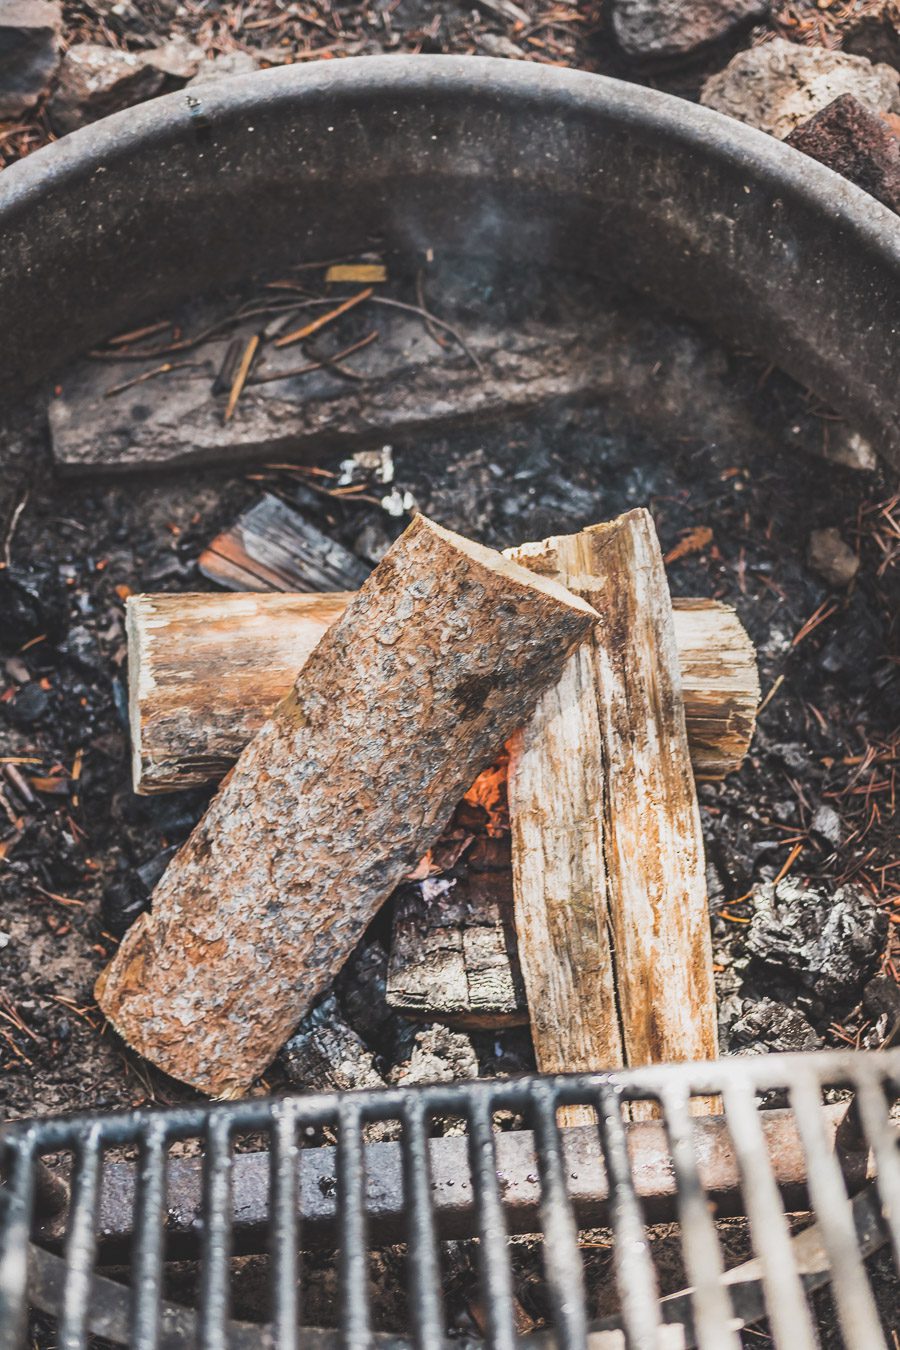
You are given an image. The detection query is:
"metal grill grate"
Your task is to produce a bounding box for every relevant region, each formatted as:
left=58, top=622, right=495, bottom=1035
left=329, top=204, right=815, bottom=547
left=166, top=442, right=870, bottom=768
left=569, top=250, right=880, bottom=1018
left=2, top=1048, right=898, bottom=1349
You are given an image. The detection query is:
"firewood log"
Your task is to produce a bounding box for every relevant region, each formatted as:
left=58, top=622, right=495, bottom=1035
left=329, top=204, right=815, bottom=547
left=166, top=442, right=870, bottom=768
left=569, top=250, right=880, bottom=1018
left=128, top=593, right=757, bottom=793
left=507, top=511, right=718, bottom=1120
left=96, top=515, right=597, bottom=1097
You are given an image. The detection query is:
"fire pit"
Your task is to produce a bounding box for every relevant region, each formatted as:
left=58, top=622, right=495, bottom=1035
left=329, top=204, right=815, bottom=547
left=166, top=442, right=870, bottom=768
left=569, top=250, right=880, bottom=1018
left=1, top=56, right=898, bottom=1350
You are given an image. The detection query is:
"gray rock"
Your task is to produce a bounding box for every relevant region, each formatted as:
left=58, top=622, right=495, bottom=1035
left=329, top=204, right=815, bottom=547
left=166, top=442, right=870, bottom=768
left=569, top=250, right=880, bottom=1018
left=613, top=0, right=768, bottom=62
left=186, top=50, right=260, bottom=87
left=807, top=526, right=860, bottom=588
left=143, top=35, right=204, bottom=80
left=701, top=37, right=900, bottom=139
left=48, top=42, right=166, bottom=133
left=810, top=803, right=842, bottom=848
left=0, top=0, right=61, bottom=119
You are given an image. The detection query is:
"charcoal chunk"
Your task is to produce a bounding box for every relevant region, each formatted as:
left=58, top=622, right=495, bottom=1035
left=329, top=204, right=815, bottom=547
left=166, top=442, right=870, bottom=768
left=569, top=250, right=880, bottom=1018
left=862, top=974, right=900, bottom=1046
left=0, top=563, right=67, bottom=648
left=728, top=996, right=822, bottom=1056
left=741, top=878, right=888, bottom=1013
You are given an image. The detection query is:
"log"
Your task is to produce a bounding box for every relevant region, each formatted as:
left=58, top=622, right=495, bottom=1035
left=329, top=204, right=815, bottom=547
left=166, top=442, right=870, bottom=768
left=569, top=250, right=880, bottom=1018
left=128, top=592, right=758, bottom=793
left=96, top=514, right=597, bottom=1097
left=507, top=511, right=718, bottom=1120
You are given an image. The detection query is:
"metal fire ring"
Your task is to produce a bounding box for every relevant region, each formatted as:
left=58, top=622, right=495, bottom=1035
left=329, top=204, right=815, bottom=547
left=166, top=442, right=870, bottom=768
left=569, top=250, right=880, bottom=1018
left=2, top=1049, right=899, bottom=1348
left=0, top=57, right=898, bottom=465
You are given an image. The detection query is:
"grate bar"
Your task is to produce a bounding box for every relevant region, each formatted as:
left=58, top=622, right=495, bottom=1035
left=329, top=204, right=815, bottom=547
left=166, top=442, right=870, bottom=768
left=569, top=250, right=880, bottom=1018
left=466, top=1092, right=518, bottom=1350
left=198, top=1112, right=233, bottom=1350
left=530, top=1086, right=587, bottom=1350
left=721, top=1079, right=818, bottom=1350
left=337, top=1099, right=370, bottom=1350
left=270, top=1103, right=300, bottom=1350
left=789, top=1071, right=887, bottom=1350
left=852, top=1069, right=900, bottom=1271
left=401, top=1099, right=444, bottom=1350
left=130, top=1118, right=168, bottom=1350
left=59, top=1123, right=103, bottom=1350
left=658, top=1086, right=741, bottom=1350
left=0, top=1136, right=35, bottom=1350
left=594, top=1085, right=662, bottom=1350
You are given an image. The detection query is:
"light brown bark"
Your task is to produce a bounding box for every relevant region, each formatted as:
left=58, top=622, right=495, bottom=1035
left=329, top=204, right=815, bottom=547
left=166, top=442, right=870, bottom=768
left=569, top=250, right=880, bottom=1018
left=96, top=515, right=597, bottom=1097
left=129, top=592, right=757, bottom=793
left=507, top=511, right=719, bottom=1118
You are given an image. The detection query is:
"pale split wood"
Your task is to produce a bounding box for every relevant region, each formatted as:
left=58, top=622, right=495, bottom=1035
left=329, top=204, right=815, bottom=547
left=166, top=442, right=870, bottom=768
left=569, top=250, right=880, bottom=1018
left=508, top=511, right=719, bottom=1119
left=96, top=514, right=597, bottom=1097
left=128, top=591, right=757, bottom=793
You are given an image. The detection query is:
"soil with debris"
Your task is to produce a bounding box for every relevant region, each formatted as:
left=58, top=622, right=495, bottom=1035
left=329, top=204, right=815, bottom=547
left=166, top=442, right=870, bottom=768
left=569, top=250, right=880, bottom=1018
left=1, top=253, right=897, bottom=1128
left=2, top=3, right=899, bottom=1342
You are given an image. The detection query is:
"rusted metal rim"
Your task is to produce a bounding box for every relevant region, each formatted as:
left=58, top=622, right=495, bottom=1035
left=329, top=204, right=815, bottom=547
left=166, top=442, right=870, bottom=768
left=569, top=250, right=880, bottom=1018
left=0, top=56, right=898, bottom=466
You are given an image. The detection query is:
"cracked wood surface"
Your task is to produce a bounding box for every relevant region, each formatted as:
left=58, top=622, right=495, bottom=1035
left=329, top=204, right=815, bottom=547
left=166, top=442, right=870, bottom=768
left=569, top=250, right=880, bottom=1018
left=507, top=511, right=719, bottom=1118
left=96, top=514, right=597, bottom=1097
left=128, top=591, right=757, bottom=793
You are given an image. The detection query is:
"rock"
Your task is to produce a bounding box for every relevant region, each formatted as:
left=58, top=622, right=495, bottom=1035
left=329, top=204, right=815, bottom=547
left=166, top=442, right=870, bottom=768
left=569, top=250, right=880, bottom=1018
left=810, top=803, right=842, bottom=848
left=728, top=996, right=822, bottom=1055
left=786, top=94, right=900, bottom=211
left=742, top=878, right=888, bottom=1012
left=186, top=49, right=260, bottom=86
left=0, top=0, right=61, bottom=119
left=143, top=35, right=204, bottom=80
left=816, top=426, right=879, bottom=472
left=701, top=38, right=900, bottom=140
left=807, top=526, right=860, bottom=588
left=389, top=1024, right=479, bottom=1086
left=612, top=0, right=768, bottom=62
left=48, top=42, right=167, bottom=134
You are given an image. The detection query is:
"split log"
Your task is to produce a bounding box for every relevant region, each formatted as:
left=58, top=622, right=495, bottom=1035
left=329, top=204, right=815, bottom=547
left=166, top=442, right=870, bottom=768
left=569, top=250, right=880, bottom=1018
left=507, top=512, right=718, bottom=1120
left=96, top=514, right=597, bottom=1097
left=128, top=592, right=757, bottom=793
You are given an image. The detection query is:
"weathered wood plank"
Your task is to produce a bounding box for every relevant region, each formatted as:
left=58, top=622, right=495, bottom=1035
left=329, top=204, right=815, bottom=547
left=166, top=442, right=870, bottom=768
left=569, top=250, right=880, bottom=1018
left=198, top=492, right=370, bottom=593
left=96, top=515, right=597, bottom=1097
left=128, top=591, right=757, bottom=793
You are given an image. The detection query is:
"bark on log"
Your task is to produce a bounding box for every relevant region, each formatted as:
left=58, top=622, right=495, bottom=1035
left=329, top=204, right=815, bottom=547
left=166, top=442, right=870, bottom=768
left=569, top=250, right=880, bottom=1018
left=507, top=511, right=718, bottom=1119
left=128, top=592, right=757, bottom=793
left=96, top=514, right=597, bottom=1097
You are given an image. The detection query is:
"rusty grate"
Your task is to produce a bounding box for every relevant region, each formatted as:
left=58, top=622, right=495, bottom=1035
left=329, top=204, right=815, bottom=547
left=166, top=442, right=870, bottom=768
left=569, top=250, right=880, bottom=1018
left=1, top=1048, right=898, bottom=1349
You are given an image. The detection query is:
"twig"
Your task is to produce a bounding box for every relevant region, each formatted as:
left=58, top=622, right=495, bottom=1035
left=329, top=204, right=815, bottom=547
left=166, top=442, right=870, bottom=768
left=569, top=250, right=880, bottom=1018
left=274, top=287, right=373, bottom=348
left=3, top=490, right=28, bottom=569
left=369, top=295, right=484, bottom=372
left=105, top=361, right=202, bottom=398
left=224, top=333, right=260, bottom=421
left=248, top=331, right=379, bottom=386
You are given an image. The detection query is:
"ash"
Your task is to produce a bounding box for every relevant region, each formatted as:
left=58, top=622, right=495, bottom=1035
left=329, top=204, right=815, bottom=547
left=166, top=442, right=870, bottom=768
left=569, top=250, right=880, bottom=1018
left=1, top=259, right=897, bottom=1130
